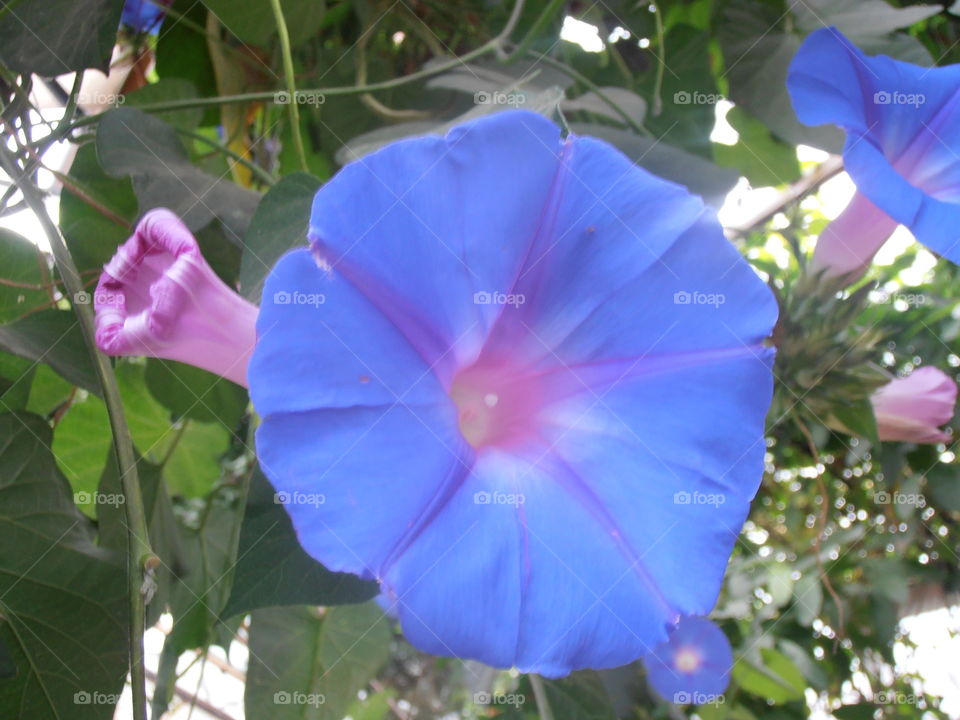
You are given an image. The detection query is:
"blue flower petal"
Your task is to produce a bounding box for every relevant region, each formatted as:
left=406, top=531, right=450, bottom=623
left=788, top=27, right=960, bottom=263
left=541, top=352, right=773, bottom=619
left=645, top=616, right=733, bottom=702
left=382, top=449, right=675, bottom=675
left=121, top=0, right=167, bottom=33
left=308, top=110, right=565, bottom=384
left=257, top=402, right=469, bottom=580
left=250, top=248, right=445, bottom=416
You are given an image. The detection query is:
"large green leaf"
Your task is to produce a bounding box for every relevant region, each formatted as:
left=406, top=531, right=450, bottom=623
left=714, top=107, right=802, bottom=188
left=58, top=143, right=137, bottom=277
left=245, top=603, right=392, bottom=720
left=0, top=310, right=99, bottom=395
left=638, top=24, right=719, bottom=157
left=0, top=353, right=35, bottom=411
left=53, top=362, right=227, bottom=501
left=0, top=412, right=128, bottom=720
left=239, top=172, right=321, bottom=302
left=96, top=108, right=261, bottom=241
left=717, top=0, right=844, bottom=153
left=0, top=229, right=49, bottom=323
left=144, top=358, right=248, bottom=428
left=53, top=363, right=173, bottom=502
left=732, top=648, right=806, bottom=704
left=124, top=78, right=205, bottom=131
left=162, top=421, right=230, bottom=497
left=222, top=467, right=378, bottom=618
left=165, top=497, right=241, bottom=652
left=0, top=0, right=122, bottom=76
left=790, top=0, right=940, bottom=40
left=538, top=671, right=618, bottom=720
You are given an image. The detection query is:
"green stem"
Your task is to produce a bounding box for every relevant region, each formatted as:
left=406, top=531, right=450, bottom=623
left=0, top=148, right=154, bottom=720
left=268, top=0, right=308, bottom=172
left=529, top=675, right=555, bottom=720
left=502, top=0, right=565, bottom=64
left=176, top=127, right=275, bottom=186
left=650, top=0, right=666, bottom=117
left=496, top=0, right=527, bottom=58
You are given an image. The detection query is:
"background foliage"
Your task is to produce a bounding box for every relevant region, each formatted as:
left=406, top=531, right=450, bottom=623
left=1, top=0, right=959, bottom=718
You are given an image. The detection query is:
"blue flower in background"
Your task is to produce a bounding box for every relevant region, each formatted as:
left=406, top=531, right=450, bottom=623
left=644, top=616, right=733, bottom=703
left=121, top=0, right=170, bottom=34
left=249, top=110, right=777, bottom=675
left=788, top=28, right=960, bottom=277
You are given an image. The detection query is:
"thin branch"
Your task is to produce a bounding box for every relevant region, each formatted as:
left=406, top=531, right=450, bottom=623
left=268, top=0, right=308, bottom=172
left=725, top=155, right=844, bottom=239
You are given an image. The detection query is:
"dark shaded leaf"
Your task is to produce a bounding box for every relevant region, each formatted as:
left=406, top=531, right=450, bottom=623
left=714, top=107, right=802, bottom=187
left=0, top=310, right=99, bottom=395
left=0, top=412, right=128, bottom=720
left=145, top=358, right=248, bottom=428
left=245, top=603, right=391, bottom=720
left=222, top=467, right=378, bottom=618
left=96, top=108, right=260, bottom=241
left=538, top=671, right=618, bottom=720
left=0, top=229, right=49, bottom=323
left=239, top=172, right=321, bottom=302
left=58, top=144, right=136, bottom=277
left=0, top=0, right=122, bottom=76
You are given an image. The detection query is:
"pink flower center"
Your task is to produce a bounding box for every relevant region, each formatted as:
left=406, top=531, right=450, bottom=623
left=449, top=358, right=544, bottom=450
left=674, top=646, right=703, bottom=674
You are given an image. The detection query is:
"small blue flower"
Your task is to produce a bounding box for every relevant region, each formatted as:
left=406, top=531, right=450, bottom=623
left=249, top=110, right=777, bottom=676
left=121, top=0, right=169, bottom=34
left=644, top=616, right=733, bottom=702
left=788, top=28, right=960, bottom=273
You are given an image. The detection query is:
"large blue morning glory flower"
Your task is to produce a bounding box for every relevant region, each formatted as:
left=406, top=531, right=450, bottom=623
left=249, top=110, right=777, bottom=676
left=788, top=28, right=960, bottom=275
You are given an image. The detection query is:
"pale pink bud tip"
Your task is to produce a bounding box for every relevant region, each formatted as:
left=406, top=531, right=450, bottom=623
left=872, top=366, right=957, bottom=444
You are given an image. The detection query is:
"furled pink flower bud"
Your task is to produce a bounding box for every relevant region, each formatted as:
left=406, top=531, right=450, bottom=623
left=94, top=208, right=258, bottom=387
left=810, top=192, right=899, bottom=281
left=871, top=366, right=957, bottom=444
